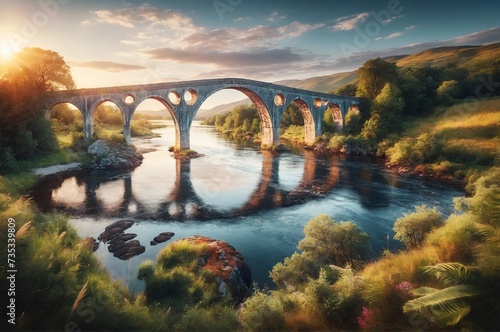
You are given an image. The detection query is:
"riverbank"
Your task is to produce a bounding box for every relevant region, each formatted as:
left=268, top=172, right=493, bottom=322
left=32, top=162, right=82, bottom=177
left=4, top=120, right=486, bottom=331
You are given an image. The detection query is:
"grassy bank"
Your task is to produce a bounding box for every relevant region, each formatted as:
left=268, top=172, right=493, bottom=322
left=278, top=97, right=499, bottom=183
left=406, top=97, right=499, bottom=166
left=0, top=171, right=240, bottom=331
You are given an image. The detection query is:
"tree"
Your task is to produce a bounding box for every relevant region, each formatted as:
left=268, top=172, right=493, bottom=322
left=344, top=109, right=362, bottom=134
left=4, top=47, right=75, bottom=96
left=280, top=103, right=303, bottom=128
left=335, top=84, right=357, bottom=97
left=0, top=47, right=75, bottom=167
left=361, top=83, right=404, bottom=140
left=436, top=80, right=460, bottom=106
left=356, top=58, right=398, bottom=100
left=393, top=205, right=444, bottom=249
left=298, top=214, right=370, bottom=267
left=398, top=68, right=433, bottom=115
left=251, top=118, right=260, bottom=133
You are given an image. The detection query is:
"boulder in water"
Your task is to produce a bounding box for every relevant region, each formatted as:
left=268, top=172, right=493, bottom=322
left=88, top=140, right=143, bottom=170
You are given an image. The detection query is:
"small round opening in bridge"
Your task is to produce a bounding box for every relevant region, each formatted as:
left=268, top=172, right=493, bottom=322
left=274, top=94, right=285, bottom=106
left=313, top=98, right=322, bottom=108
left=168, top=91, right=181, bottom=105
left=184, top=89, right=198, bottom=106
left=124, top=95, right=135, bottom=105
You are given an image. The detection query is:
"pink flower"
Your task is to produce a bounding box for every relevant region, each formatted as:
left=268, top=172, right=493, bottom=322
left=395, top=281, right=414, bottom=297
left=357, top=306, right=377, bottom=330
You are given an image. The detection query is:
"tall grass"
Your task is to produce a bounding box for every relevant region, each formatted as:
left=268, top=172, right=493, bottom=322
left=389, top=96, right=500, bottom=175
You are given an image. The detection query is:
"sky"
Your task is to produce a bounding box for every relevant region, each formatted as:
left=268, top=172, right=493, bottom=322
left=1, top=0, right=499, bottom=109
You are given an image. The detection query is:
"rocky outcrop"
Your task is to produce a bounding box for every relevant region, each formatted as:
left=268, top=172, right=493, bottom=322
left=150, top=232, right=175, bottom=245
left=88, top=139, right=143, bottom=170
left=97, top=219, right=145, bottom=260
left=182, top=235, right=252, bottom=304
left=340, top=142, right=371, bottom=156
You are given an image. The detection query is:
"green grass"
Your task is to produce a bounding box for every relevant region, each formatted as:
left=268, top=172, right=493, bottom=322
left=281, top=125, right=305, bottom=143
left=409, top=97, right=499, bottom=134
left=401, top=96, right=500, bottom=174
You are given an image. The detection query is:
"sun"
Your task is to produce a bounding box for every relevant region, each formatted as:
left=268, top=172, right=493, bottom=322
left=0, top=41, right=15, bottom=59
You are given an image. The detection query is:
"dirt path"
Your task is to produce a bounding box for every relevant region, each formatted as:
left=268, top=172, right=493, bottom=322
left=32, top=162, right=82, bottom=176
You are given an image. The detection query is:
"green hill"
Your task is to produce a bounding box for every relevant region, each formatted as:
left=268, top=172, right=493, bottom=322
left=395, top=42, right=500, bottom=69
left=277, top=42, right=500, bottom=93
left=274, top=71, right=358, bottom=93
left=196, top=42, right=500, bottom=119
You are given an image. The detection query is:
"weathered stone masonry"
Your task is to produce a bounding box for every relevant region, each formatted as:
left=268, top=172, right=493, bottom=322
left=45, top=78, right=359, bottom=150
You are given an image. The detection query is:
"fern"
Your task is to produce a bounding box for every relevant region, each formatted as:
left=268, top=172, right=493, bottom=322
left=421, top=263, right=483, bottom=286
left=403, top=284, right=479, bottom=327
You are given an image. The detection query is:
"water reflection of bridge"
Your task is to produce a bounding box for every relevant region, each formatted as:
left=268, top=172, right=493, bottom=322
left=32, top=150, right=344, bottom=220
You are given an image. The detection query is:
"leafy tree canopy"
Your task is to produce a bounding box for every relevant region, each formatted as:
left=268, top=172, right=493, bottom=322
left=298, top=214, right=370, bottom=267
left=356, top=57, right=398, bottom=100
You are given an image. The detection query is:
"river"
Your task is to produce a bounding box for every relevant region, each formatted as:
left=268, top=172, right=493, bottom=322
left=29, top=121, right=464, bottom=292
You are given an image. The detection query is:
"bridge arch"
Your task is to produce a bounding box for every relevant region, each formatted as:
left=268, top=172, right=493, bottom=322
left=89, top=100, right=125, bottom=140
left=133, top=95, right=178, bottom=125
left=46, top=101, right=83, bottom=119
left=197, top=86, right=274, bottom=147
left=326, top=103, right=343, bottom=131
left=290, top=98, right=315, bottom=144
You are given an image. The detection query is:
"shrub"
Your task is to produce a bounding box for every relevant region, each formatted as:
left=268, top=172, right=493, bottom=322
left=328, top=135, right=347, bottom=152
left=387, top=133, right=442, bottom=165
left=14, top=128, right=38, bottom=159
left=239, top=289, right=288, bottom=332
left=426, top=214, right=479, bottom=263
left=298, top=214, right=370, bottom=267
left=176, top=306, right=239, bottom=332
left=270, top=252, right=320, bottom=290
left=393, top=205, right=444, bottom=249
left=0, top=147, right=19, bottom=173
left=344, top=109, right=362, bottom=134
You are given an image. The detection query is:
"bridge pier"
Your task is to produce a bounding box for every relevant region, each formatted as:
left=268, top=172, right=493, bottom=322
left=83, top=102, right=94, bottom=142
left=176, top=127, right=191, bottom=151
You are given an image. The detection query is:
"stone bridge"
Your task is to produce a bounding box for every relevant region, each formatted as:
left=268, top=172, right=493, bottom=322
left=45, top=78, right=359, bottom=150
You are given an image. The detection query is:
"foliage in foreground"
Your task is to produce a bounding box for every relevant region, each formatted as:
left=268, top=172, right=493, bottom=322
left=239, top=168, right=500, bottom=331
left=0, top=176, right=237, bottom=331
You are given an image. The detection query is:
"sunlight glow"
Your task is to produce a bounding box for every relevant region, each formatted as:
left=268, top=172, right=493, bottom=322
left=0, top=40, right=15, bottom=59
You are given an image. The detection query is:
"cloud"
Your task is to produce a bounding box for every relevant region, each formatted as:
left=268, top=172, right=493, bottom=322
left=121, top=40, right=141, bottom=46
left=82, top=4, right=201, bottom=35
left=384, top=32, right=404, bottom=39
left=144, top=47, right=304, bottom=67
left=79, top=4, right=330, bottom=80
left=181, top=21, right=323, bottom=51
left=406, top=25, right=417, bottom=31
left=381, top=14, right=405, bottom=25
left=268, top=11, right=286, bottom=22
left=233, top=17, right=250, bottom=22
left=331, top=12, right=370, bottom=31
left=334, top=27, right=500, bottom=72
left=70, top=61, right=146, bottom=72
left=445, top=27, right=500, bottom=45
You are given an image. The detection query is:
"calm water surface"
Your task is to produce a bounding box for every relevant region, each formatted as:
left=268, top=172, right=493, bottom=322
left=30, top=121, right=464, bottom=291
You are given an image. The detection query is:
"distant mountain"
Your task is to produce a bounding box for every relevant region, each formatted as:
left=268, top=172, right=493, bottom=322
left=274, top=71, right=358, bottom=93
left=191, top=42, right=500, bottom=120
left=196, top=99, right=251, bottom=120
left=394, top=42, right=500, bottom=69
left=135, top=109, right=172, bottom=119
